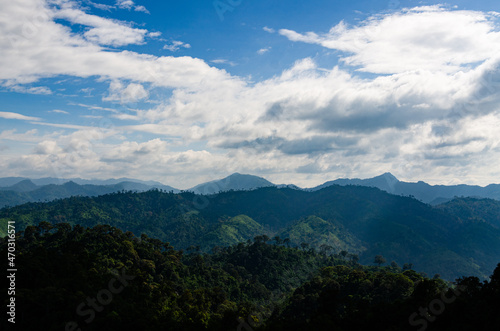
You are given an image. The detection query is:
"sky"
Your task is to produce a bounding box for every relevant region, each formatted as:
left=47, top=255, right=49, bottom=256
left=1, top=0, right=500, bottom=189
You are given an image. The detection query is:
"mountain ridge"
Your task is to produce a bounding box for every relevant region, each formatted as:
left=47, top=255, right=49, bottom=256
left=1, top=172, right=500, bottom=208
left=309, top=172, right=500, bottom=204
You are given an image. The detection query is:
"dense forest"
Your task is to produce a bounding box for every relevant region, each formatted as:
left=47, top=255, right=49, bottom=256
left=1, top=223, right=499, bottom=330
left=2, top=186, right=500, bottom=280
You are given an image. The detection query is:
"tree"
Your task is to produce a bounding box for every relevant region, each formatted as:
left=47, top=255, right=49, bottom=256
left=403, top=263, right=413, bottom=270
left=300, top=242, right=309, bottom=251
left=283, top=238, right=291, bottom=248
left=254, top=235, right=264, bottom=244
left=374, top=255, right=386, bottom=267
left=37, top=221, right=53, bottom=235
left=273, top=236, right=282, bottom=246
left=319, top=244, right=333, bottom=256
left=390, top=261, right=400, bottom=270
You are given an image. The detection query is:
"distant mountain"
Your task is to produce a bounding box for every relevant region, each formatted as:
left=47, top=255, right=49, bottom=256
left=0, top=179, right=38, bottom=192
left=189, top=173, right=275, bottom=194
left=0, top=176, right=172, bottom=188
left=0, top=177, right=30, bottom=187
left=3, top=186, right=500, bottom=280
left=2, top=172, right=500, bottom=207
left=0, top=180, right=179, bottom=208
left=312, top=172, right=399, bottom=193
left=310, top=172, right=500, bottom=204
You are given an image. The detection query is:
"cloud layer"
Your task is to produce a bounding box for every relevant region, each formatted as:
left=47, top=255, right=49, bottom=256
left=1, top=2, right=500, bottom=188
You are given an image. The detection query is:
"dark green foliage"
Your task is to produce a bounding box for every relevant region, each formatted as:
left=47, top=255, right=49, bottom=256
left=435, top=197, right=500, bottom=229
left=2, top=186, right=500, bottom=279
left=263, top=265, right=500, bottom=331
left=2, top=224, right=499, bottom=330
left=0, top=223, right=352, bottom=330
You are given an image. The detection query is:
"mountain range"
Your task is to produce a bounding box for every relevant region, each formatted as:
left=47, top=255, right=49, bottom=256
left=314, top=172, right=500, bottom=204
left=1, top=172, right=499, bottom=208
left=2, top=184, right=500, bottom=280
left=0, top=178, right=178, bottom=208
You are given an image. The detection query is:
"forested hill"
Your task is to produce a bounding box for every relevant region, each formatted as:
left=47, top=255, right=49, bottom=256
left=1, top=185, right=500, bottom=280
left=1, top=223, right=499, bottom=331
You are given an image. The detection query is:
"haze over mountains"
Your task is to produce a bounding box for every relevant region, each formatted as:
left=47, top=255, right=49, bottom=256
left=1, top=172, right=500, bottom=208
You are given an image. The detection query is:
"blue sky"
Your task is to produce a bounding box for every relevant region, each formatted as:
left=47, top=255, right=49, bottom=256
left=1, top=0, right=500, bottom=189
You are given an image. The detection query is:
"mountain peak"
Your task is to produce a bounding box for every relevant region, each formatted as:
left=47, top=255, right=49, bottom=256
left=7, top=179, right=38, bottom=193
left=227, top=172, right=246, bottom=179
left=189, top=173, right=275, bottom=195
left=381, top=172, right=397, bottom=179
left=380, top=172, right=398, bottom=180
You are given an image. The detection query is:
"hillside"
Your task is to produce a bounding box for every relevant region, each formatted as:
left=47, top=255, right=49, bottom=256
left=434, top=197, right=500, bottom=229
left=2, top=185, right=500, bottom=280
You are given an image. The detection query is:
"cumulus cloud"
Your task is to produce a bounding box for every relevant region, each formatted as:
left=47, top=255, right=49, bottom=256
left=53, top=1, right=150, bottom=46
left=34, top=140, right=63, bottom=154
left=116, top=0, right=149, bottom=13
left=133, top=5, right=149, bottom=14
left=257, top=47, right=271, bottom=55
left=0, top=129, right=41, bottom=143
left=103, top=81, right=149, bottom=104
left=163, top=40, right=191, bottom=52
left=279, top=6, right=500, bottom=74
left=0, top=0, right=233, bottom=89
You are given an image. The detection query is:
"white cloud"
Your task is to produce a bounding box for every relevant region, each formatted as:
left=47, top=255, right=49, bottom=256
left=50, top=109, right=70, bottom=114
left=257, top=47, right=271, bottom=55
left=31, top=121, right=100, bottom=130
left=101, top=138, right=168, bottom=161
left=0, top=112, right=42, bottom=121
left=134, top=5, right=149, bottom=14
left=34, top=140, right=63, bottom=154
left=279, top=6, right=500, bottom=74
left=211, top=59, right=237, bottom=66
left=103, top=81, right=149, bottom=104
left=263, top=26, right=275, bottom=33
left=81, top=115, right=103, bottom=119
left=0, top=0, right=234, bottom=90
left=148, top=31, right=162, bottom=38
left=4, top=85, right=52, bottom=95
left=86, top=1, right=114, bottom=11
left=163, top=40, right=191, bottom=52
left=74, top=103, right=118, bottom=113
left=0, top=129, right=41, bottom=142
left=116, top=0, right=149, bottom=14
left=53, top=2, right=149, bottom=46
left=116, top=0, right=134, bottom=10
